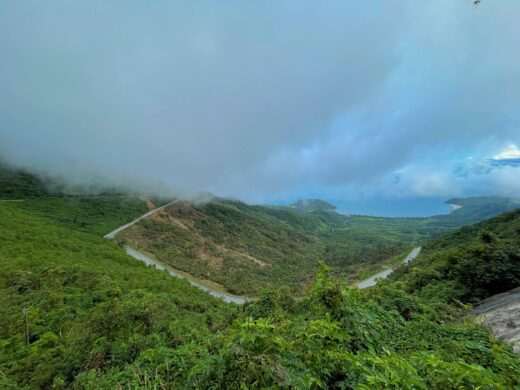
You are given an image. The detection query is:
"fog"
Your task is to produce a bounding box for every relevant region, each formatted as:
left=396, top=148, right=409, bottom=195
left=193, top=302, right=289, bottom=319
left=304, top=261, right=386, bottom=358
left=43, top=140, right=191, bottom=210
left=1, top=1, right=519, bottom=203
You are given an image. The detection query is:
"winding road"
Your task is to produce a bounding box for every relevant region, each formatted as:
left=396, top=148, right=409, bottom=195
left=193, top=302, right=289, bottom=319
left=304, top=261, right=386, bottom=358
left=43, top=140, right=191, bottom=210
left=106, top=200, right=422, bottom=304
left=356, top=246, right=422, bottom=289
left=105, top=200, right=254, bottom=304
left=104, top=199, right=180, bottom=239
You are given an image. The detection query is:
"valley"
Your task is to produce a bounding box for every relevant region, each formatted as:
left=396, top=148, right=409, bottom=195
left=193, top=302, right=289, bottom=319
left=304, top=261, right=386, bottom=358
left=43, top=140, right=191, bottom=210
left=1, top=165, right=519, bottom=388
left=116, top=196, right=520, bottom=295
left=2, top=2, right=520, bottom=387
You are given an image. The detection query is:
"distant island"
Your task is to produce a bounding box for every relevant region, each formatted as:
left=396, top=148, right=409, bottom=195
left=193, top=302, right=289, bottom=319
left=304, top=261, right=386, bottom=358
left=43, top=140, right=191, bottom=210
left=291, top=198, right=337, bottom=212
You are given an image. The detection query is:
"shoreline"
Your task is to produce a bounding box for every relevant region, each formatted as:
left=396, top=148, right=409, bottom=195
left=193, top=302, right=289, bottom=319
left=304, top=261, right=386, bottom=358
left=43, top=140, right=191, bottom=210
left=335, top=199, right=459, bottom=219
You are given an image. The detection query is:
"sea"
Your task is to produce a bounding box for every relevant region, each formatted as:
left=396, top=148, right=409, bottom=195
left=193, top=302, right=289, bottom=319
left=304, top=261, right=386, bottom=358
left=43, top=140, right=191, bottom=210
left=333, top=196, right=453, bottom=218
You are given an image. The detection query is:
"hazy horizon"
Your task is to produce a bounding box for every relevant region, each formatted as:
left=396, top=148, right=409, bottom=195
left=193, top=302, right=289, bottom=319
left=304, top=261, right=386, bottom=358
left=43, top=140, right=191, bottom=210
left=1, top=1, right=520, bottom=209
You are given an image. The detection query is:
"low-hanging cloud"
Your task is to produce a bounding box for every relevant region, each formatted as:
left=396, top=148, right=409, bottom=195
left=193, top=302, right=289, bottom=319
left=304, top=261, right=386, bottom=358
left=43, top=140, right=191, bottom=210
left=1, top=0, right=520, bottom=201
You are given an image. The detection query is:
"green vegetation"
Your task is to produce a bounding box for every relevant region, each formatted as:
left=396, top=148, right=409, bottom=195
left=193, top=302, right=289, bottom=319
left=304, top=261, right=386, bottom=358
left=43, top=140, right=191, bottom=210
left=0, top=162, right=171, bottom=236
left=1, top=167, right=519, bottom=388
left=0, top=201, right=236, bottom=389
left=0, top=162, right=51, bottom=199
left=0, top=195, right=519, bottom=388
left=442, top=196, right=520, bottom=226
left=121, top=200, right=414, bottom=295
left=11, top=196, right=151, bottom=235
left=393, top=208, right=520, bottom=304
left=0, top=161, right=167, bottom=203
left=191, top=271, right=519, bottom=389
left=121, top=197, right=520, bottom=295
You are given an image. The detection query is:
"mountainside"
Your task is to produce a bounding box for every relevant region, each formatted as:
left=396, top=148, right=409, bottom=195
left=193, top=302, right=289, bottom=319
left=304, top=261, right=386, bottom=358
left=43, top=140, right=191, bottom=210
left=1, top=179, right=519, bottom=387
left=3, top=164, right=519, bottom=297
left=1, top=198, right=519, bottom=388
left=0, top=161, right=52, bottom=199
left=444, top=196, right=520, bottom=224
left=0, top=161, right=157, bottom=200
left=119, top=199, right=424, bottom=295
left=393, top=208, right=520, bottom=303
left=118, top=196, right=520, bottom=295
left=0, top=199, right=236, bottom=389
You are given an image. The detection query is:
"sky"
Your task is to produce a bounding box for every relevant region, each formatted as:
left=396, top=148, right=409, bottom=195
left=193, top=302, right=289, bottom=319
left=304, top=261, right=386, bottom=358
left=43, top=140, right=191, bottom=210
left=1, top=0, right=520, bottom=215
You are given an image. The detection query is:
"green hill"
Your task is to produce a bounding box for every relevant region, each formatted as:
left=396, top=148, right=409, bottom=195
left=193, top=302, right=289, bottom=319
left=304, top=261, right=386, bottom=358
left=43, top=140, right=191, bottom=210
left=0, top=200, right=236, bottom=389
left=3, top=163, right=518, bottom=297
left=0, top=161, right=52, bottom=199
left=444, top=196, right=520, bottom=225
left=120, top=199, right=423, bottom=295
left=0, top=187, right=519, bottom=387
left=0, top=161, right=159, bottom=200
left=393, top=208, right=520, bottom=304
left=119, top=197, right=520, bottom=295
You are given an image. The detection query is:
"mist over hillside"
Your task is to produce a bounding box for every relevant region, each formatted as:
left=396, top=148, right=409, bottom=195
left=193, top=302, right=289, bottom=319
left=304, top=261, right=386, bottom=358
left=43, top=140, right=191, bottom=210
left=1, top=190, right=519, bottom=387
left=2, top=1, right=520, bottom=204
left=1, top=1, right=520, bottom=387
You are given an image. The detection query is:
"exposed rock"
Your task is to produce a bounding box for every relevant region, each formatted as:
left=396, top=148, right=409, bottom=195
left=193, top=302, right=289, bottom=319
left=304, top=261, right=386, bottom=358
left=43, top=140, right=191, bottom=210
left=474, top=287, right=520, bottom=354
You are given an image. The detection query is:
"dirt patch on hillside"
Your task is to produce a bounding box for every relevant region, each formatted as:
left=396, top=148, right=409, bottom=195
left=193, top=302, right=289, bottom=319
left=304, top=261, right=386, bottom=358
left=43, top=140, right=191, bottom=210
left=198, top=249, right=224, bottom=269
left=148, top=208, right=164, bottom=220
left=153, top=210, right=191, bottom=231
left=146, top=206, right=193, bottom=231
left=166, top=201, right=206, bottom=222
left=217, top=245, right=270, bottom=268
left=139, top=197, right=156, bottom=211
left=123, top=200, right=272, bottom=278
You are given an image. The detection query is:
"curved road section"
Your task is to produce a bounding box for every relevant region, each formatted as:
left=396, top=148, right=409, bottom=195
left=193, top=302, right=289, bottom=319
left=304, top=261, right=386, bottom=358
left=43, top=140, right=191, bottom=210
left=104, top=200, right=179, bottom=239
left=357, top=246, right=422, bottom=289
left=125, top=247, right=253, bottom=304
left=106, top=200, right=421, bottom=303
left=105, top=200, right=254, bottom=304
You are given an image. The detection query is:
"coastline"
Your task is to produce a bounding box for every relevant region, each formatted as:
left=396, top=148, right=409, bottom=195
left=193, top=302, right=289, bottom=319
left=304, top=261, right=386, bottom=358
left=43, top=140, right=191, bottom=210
left=334, top=198, right=457, bottom=218
left=447, top=203, right=462, bottom=211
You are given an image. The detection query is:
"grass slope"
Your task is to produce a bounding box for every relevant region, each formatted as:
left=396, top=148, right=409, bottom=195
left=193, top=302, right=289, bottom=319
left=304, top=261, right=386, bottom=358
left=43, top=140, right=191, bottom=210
left=1, top=196, right=519, bottom=388
left=121, top=200, right=415, bottom=295
left=393, top=208, right=520, bottom=303
left=0, top=162, right=51, bottom=199
left=0, top=202, right=236, bottom=388
left=121, top=197, right=520, bottom=295
left=9, top=196, right=151, bottom=236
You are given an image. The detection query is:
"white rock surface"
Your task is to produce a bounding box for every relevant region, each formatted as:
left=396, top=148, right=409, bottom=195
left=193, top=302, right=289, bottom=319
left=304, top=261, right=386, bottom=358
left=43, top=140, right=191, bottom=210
left=474, top=287, right=520, bottom=354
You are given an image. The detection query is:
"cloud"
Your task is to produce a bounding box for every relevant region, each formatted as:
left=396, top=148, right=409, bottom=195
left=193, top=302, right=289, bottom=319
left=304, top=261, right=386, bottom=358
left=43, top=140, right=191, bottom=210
left=1, top=0, right=520, bottom=201
left=377, top=144, right=520, bottom=199
left=489, top=144, right=520, bottom=167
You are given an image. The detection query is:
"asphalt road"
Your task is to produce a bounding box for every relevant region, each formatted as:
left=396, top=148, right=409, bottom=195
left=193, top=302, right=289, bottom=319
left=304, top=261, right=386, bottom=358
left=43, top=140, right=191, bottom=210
left=104, top=199, right=180, bottom=239
left=106, top=200, right=422, bottom=303
left=125, top=246, right=254, bottom=304
left=356, top=246, right=422, bottom=289
left=105, top=199, right=254, bottom=304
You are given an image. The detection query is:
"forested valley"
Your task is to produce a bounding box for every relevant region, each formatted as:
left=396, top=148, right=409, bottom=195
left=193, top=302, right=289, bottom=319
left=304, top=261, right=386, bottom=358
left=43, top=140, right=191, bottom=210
left=1, top=164, right=519, bottom=388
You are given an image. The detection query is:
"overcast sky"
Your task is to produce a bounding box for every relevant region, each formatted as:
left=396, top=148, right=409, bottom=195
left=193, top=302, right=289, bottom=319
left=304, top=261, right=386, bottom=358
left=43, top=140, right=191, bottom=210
left=1, top=0, right=520, bottom=206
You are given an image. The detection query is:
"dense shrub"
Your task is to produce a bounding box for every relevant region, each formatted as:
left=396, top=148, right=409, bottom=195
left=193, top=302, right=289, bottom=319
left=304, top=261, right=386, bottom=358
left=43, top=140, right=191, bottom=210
left=1, top=196, right=519, bottom=388
left=397, top=209, right=520, bottom=303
